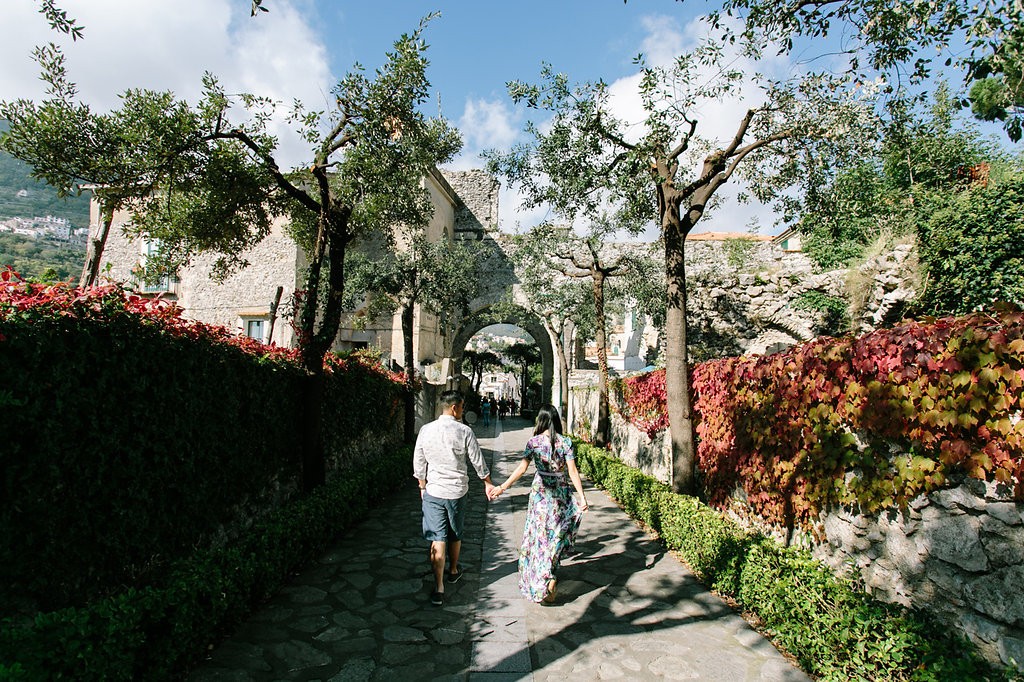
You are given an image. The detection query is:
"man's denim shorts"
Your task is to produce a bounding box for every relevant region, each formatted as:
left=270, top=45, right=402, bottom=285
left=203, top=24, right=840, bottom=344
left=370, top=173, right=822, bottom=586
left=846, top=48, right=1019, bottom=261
left=422, top=492, right=466, bottom=542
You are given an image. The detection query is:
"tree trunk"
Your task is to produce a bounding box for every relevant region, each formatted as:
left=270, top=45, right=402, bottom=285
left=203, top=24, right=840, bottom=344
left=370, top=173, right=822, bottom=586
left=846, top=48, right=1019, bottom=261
left=296, top=205, right=351, bottom=490
left=402, top=301, right=416, bottom=443
left=266, top=286, right=284, bottom=345
left=299, top=370, right=325, bottom=491
left=80, top=203, right=114, bottom=287
left=663, top=203, right=696, bottom=494
left=520, top=362, right=528, bottom=409
left=593, top=271, right=611, bottom=447
left=545, top=318, right=570, bottom=415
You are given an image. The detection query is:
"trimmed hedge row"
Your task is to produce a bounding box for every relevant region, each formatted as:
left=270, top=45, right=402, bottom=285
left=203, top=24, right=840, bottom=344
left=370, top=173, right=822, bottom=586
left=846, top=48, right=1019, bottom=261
left=0, top=279, right=404, bottom=613
left=573, top=440, right=1015, bottom=681
left=0, top=445, right=413, bottom=681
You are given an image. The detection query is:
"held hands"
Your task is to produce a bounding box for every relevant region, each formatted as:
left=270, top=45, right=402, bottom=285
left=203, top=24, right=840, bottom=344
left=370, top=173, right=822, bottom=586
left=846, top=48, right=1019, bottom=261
left=487, top=484, right=505, bottom=501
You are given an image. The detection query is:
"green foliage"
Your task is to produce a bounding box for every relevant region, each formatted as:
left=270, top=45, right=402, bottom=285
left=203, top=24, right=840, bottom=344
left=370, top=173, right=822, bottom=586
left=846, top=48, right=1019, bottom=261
left=709, top=0, right=1024, bottom=140
left=915, top=176, right=1024, bottom=315
left=573, top=440, right=1010, bottom=681
left=799, top=88, right=996, bottom=272
left=0, top=445, right=413, bottom=681
left=722, top=237, right=759, bottom=268
left=0, top=232, right=83, bottom=282
left=345, top=232, right=482, bottom=340
left=790, top=290, right=849, bottom=335
left=0, top=279, right=403, bottom=616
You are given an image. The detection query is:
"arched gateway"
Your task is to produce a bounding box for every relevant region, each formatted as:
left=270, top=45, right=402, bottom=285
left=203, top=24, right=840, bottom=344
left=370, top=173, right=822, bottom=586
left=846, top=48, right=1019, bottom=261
left=436, top=169, right=558, bottom=414
left=89, top=167, right=561, bottom=429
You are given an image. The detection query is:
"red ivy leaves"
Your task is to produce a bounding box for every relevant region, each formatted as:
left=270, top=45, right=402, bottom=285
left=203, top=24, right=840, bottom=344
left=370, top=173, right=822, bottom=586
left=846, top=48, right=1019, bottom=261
left=612, top=369, right=669, bottom=438
left=0, top=268, right=403, bottom=384
left=613, top=309, right=1024, bottom=528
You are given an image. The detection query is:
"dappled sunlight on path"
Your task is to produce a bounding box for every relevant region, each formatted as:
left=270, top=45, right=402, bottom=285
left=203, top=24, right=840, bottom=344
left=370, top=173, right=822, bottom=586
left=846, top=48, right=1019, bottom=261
left=189, top=415, right=807, bottom=680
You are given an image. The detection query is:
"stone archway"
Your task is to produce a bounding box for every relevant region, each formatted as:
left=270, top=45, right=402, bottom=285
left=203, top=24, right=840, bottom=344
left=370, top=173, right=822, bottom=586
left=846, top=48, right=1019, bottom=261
left=449, top=305, right=556, bottom=411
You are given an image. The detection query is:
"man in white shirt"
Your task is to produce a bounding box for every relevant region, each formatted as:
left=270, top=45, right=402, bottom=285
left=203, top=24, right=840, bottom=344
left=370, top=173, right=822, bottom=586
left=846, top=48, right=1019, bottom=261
left=413, top=389, right=496, bottom=606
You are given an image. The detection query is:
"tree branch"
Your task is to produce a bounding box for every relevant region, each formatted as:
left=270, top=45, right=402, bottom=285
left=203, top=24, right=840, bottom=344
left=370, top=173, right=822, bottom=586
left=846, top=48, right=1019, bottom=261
left=668, top=118, right=699, bottom=161
left=209, top=128, right=320, bottom=213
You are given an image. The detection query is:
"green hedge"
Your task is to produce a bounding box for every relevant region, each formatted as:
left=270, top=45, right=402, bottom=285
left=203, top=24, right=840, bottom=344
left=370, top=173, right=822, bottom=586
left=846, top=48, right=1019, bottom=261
left=1, top=314, right=305, bottom=612
left=0, top=445, right=413, bottom=681
left=0, top=300, right=402, bottom=614
left=574, top=441, right=1015, bottom=681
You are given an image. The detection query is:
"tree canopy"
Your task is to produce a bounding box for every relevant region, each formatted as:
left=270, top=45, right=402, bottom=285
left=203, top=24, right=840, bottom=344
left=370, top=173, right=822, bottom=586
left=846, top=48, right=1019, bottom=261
left=488, top=37, right=877, bottom=492
left=707, top=0, right=1024, bottom=140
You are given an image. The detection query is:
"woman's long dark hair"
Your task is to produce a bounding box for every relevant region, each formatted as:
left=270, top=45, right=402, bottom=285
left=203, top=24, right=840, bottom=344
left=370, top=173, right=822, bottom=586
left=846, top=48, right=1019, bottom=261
left=533, top=404, right=563, bottom=449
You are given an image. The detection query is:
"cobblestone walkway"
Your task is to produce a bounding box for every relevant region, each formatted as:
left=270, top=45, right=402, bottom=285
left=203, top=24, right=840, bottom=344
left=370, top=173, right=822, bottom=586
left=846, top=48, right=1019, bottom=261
left=188, top=418, right=809, bottom=681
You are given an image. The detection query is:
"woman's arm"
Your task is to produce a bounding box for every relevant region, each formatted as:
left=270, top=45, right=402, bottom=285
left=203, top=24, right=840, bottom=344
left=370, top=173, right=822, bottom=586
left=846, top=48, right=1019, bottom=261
left=493, top=457, right=531, bottom=498
left=566, top=458, right=588, bottom=511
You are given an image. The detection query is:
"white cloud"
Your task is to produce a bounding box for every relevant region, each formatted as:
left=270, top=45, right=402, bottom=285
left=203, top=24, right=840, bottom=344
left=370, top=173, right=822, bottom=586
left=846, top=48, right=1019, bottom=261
left=1, top=0, right=332, bottom=169
left=456, top=98, right=522, bottom=156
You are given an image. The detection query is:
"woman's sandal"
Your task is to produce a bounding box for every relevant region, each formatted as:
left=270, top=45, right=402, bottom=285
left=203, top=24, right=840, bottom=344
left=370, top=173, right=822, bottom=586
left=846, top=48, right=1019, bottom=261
left=542, top=579, right=558, bottom=604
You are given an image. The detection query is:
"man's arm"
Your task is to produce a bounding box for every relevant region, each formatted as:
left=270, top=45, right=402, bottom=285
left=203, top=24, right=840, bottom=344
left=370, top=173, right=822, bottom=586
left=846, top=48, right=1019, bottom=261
left=413, top=429, right=428, bottom=496
left=465, top=431, right=494, bottom=497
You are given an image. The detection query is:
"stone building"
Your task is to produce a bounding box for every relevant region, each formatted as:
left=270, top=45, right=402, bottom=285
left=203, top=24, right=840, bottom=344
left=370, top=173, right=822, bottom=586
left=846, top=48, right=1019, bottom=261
left=89, top=168, right=499, bottom=389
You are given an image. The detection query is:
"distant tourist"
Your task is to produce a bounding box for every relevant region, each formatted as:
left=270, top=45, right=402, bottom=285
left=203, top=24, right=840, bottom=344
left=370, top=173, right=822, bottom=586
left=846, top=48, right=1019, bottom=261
left=489, top=404, right=588, bottom=603
left=481, top=397, right=491, bottom=426
left=413, top=390, right=497, bottom=606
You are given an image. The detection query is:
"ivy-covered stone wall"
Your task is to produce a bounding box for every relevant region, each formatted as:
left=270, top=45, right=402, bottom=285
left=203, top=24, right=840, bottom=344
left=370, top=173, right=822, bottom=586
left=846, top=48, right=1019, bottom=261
left=570, top=308, right=1024, bottom=670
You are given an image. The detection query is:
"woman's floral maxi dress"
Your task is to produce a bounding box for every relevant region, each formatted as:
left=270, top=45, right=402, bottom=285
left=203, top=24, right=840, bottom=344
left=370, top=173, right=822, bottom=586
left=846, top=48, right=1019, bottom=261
left=517, top=433, right=582, bottom=602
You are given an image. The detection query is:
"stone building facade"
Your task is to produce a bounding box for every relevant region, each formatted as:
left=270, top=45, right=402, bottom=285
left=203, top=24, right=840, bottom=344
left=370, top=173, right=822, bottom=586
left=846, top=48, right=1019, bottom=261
left=90, top=168, right=498, bottom=397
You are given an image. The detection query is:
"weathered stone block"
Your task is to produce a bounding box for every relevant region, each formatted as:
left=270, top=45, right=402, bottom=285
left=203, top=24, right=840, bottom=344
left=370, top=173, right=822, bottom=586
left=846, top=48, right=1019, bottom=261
left=999, top=636, right=1024, bottom=669
left=986, top=502, right=1024, bottom=526
left=964, top=566, right=1024, bottom=626
left=931, top=485, right=986, bottom=512
left=919, top=506, right=988, bottom=572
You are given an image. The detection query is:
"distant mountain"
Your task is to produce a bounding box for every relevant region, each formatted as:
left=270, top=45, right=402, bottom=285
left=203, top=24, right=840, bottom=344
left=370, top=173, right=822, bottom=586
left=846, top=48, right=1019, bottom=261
left=0, top=123, right=91, bottom=227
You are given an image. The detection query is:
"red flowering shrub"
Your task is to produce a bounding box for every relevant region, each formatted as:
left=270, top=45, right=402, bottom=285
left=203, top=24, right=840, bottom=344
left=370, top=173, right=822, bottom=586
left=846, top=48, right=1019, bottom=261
left=0, top=266, right=402, bottom=382
left=608, top=305, right=1024, bottom=529
left=612, top=368, right=668, bottom=438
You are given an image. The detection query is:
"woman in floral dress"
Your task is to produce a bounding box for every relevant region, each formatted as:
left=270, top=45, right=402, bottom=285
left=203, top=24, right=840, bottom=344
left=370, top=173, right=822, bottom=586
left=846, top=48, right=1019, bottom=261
left=491, top=404, right=589, bottom=603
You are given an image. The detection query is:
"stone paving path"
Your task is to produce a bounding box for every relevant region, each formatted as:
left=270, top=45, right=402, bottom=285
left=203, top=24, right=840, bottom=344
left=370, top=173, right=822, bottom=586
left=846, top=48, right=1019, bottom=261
left=189, top=418, right=810, bottom=681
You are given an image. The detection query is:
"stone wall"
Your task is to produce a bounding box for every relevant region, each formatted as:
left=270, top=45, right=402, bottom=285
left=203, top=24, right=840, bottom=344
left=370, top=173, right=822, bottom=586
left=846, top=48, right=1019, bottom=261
left=567, top=381, right=1024, bottom=671
left=443, top=168, right=499, bottom=235
left=676, top=238, right=920, bottom=359
left=814, top=480, right=1024, bottom=670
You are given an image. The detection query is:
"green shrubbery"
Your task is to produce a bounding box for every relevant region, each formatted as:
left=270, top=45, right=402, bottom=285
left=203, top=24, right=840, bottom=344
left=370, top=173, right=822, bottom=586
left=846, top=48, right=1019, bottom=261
left=0, top=445, right=412, bottom=680
left=574, top=441, right=1013, bottom=681
left=0, top=275, right=408, bottom=679
left=0, top=280, right=403, bottom=614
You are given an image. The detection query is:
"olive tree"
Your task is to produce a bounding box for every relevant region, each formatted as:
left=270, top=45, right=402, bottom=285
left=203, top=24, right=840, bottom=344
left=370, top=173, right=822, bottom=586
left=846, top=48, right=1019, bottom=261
left=488, top=43, right=877, bottom=493
left=344, top=230, right=482, bottom=442
left=503, top=240, right=593, bottom=416
left=1, top=15, right=461, bottom=488
left=510, top=221, right=646, bottom=445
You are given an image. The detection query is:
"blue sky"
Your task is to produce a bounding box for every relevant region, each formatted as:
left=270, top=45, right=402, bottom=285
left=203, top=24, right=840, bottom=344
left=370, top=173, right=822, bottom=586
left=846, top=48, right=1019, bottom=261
left=2, top=1, right=1001, bottom=235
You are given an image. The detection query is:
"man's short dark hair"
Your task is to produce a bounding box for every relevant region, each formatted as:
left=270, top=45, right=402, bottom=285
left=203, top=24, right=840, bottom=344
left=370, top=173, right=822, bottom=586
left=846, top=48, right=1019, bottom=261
left=439, top=389, right=463, bottom=409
